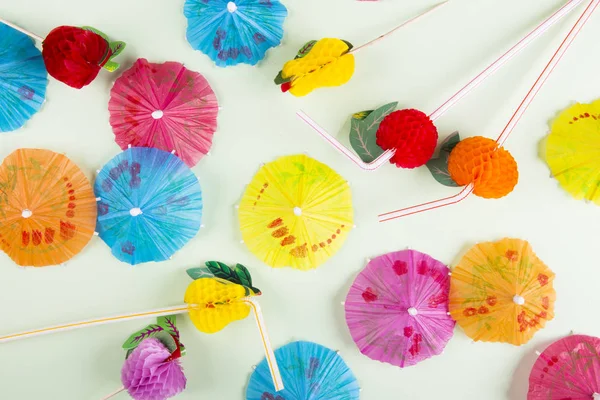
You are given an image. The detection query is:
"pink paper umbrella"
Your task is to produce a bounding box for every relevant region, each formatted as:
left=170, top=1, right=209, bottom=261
left=528, top=334, right=600, bottom=399
left=109, top=58, right=218, bottom=167
left=345, top=249, right=455, bottom=367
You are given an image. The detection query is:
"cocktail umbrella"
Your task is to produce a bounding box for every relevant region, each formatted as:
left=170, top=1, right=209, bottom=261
left=238, top=154, right=353, bottom=270
left=544, top=100, right=600, bottom=204
left=528, top=334, right=600, bottom=399
left=0, top=23, right=47, bottom=132
left=0, top=148, right=97, bottom=266
left=94, top=147, right=203, bottom=265
left=184, top=0, right=288, bottom=67
left=345, top=250, right=455, bottom=367
left=449, top=238, right=556, bottom=345
left=246, top=341, right=360, bottom=400
left=109, top=59, right=219, bottom=167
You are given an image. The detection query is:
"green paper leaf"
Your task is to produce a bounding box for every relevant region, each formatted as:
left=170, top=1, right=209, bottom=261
left=80, top=26, right=109, bottom=41
left=109, top=41, right=126, bottom=58
left=122, top=324, right=164, bottom=350
left=157, top=315, right=179, bottom=338
left=125, top=348, right=134, bottom=359
left=154, top=331, right=178, bottom=354
left=425, top=131, right=461, bottom=187
left=274, top=70, right=291, bottom=85
left=206, top=261, right=234, bottom=280
left=156, top=315, right=186, bottom=356
left=186, top=267, right=214, bottom=280
left=296, top=40, right=317, bottom=58
left=233, top=263, right=252, bottom=287
left=349, top=102, right=397, bottom=163
left=342, top=40, right=354, bottom=52
left=102, top=60, right=120, bottom=72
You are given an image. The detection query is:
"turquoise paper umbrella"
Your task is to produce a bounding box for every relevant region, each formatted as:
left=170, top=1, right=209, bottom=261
left=94, top=147, right=203, bottom=265
left=0, top=22, right=48, bottom=132
left=184, top=0, right=288, bottom=67
left=247, top=341, right=360, bottom=400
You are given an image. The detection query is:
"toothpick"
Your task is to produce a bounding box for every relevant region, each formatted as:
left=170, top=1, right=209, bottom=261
left=350, top=1, right=449, bottom=54
left=101, top=386, right=125, bottom=400
left=0, top=18, right=44, bottom=42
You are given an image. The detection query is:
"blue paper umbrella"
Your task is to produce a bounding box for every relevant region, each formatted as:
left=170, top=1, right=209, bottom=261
left=184, top=0, right=288, bottom=67
left=0, top=23, right=48, bottom=132
left=247, top=341, right=360, bottom=400
left=94, top=147, right=203, bottom=265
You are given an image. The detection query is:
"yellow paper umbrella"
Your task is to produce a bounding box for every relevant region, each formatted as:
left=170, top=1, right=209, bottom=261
left=545, top=100, right=600, bottom=204
left=0, top=149, right=97, bottom=266
left=239, top=154, right=353, bottom=270
left=449, top=238, right=555, bottom=345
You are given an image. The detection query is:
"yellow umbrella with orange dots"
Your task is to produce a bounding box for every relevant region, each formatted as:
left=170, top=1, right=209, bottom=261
left=238, top=154, right=354, bottom=271
left=545, top=100, right=600, bottom=204
left=0, top=148, right=97, bottom=266
left=449, top=238, right=556, bottom=345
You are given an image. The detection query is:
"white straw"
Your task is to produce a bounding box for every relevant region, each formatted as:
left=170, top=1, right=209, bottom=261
left=0, top=18, right=44, bottom=42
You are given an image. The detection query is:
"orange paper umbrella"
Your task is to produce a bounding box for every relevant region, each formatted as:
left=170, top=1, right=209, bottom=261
left=449, top=238, right=555, bottom=345
left=0, top=149, right=97, bottom=266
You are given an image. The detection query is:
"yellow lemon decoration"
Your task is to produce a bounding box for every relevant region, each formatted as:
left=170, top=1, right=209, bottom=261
left=275, top=38, right=355, bottom=97
left=544, top=100, right=600, bottom=204
left=184, top=277, right=251, bottom=334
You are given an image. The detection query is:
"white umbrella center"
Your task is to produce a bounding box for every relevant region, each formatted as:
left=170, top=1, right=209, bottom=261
left=21, top=209, right=32, bottom=218
left=151, top=110, right=164, bottom=119
left=293, top=207, right=302, bottom=216
left=408, top=307, right=418, bottom=316
left=227, top=2, right=237, bottom=12
left=513, top=295, right=525, bottom=305
left=130, top=207, right=143, bottom=217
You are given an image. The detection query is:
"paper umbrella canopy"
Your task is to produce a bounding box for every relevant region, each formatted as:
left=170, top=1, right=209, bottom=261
left=109, top=58, right=218, bottom=167
left=528, top=334, right=600, bottom=399
left=238, top=154, right=353, bottom=270
left=0, top=23, right=48, bottom=133
left=0, top=148, right=97, bottom=266
left=246, top=341, right=360, bottom=400
left=184, top=0, right=288, bottom=67
left=449, top=238, right=556, bottom=345
left=95, top=147, right=203, bottom=265
left=345, top=249, right=455, bottom=367
left=544, top=100, right=600, bottom=205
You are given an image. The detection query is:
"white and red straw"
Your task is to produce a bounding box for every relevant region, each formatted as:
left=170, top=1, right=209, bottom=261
left=378, top=0, right=599, bottom=222
left=297, top=0, right=587, bottom=171
left=0, top=298, right=284, bottom=394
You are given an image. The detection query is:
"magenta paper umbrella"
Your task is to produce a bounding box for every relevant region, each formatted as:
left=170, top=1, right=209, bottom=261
left=109, top=58, right=218, bottom=167
left=528, top=334, right=600, bottom=399
left=344, top=249, right=455, bottom=368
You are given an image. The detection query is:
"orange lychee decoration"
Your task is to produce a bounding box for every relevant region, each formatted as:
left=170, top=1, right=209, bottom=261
left=447, top=136, right=518, bottom=199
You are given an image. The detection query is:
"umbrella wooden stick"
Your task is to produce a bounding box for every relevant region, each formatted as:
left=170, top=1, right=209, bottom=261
left=0, top=18, right=43, bottom=42
left=378, top=0, right=600, bottom=222
left=100, top=386, right=125, bottom=400
left=0, top=299, right=284, bottom=392
left=297, top=0, right=586, bottom=171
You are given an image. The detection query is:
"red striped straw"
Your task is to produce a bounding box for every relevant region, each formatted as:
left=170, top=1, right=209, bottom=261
left=378, top=0, right=600, bottom=222
left=297, top=0, right=586, bottom=171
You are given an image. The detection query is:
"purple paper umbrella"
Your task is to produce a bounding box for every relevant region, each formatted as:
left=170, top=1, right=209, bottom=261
left=345, top=249, right=455, bottom=367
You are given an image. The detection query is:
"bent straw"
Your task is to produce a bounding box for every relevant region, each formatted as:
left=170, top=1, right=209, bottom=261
left=0, top=18, right=44, bottom=42
left=378, top=0, right=600, bottom=222
left=297, top=0, right=586, bottom=171
left=350, top=1, right=449, bottom=54
left=0, top=299, right=285, bottom=392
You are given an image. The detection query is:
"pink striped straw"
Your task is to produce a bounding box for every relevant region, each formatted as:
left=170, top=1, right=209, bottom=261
left=378, top=0, right=600, bottom=222
left=296, top=0, right=586, bottom=171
